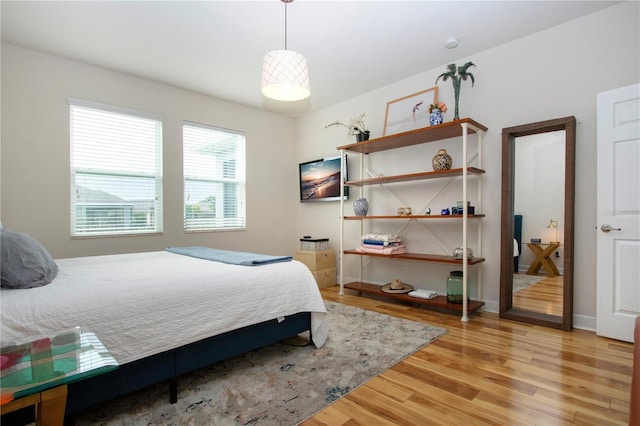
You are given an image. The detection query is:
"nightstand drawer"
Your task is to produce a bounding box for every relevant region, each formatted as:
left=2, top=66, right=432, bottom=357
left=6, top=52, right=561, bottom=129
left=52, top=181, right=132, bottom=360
left=293, top=249, right=335, bottom=270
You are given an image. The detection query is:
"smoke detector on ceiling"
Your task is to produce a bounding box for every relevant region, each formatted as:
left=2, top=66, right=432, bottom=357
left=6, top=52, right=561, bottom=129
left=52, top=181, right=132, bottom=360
left=444, top=38, right=459, bottom=49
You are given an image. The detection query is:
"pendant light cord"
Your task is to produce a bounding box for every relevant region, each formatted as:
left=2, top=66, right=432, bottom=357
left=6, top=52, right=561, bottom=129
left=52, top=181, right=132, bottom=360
left=284, top=1, right=288, bottom=50
left=281, top=0, right=294, bottom=51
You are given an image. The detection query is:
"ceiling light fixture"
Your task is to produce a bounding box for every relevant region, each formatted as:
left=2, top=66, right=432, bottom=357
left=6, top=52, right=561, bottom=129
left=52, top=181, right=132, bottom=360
left=444, top=38, right=459, bottom=49
left=261, top=0, right=310, bottom=101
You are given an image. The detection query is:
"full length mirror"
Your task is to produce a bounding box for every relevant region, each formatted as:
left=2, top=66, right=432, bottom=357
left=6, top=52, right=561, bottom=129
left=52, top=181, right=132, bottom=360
left=500, top=116, right=576, bottom=330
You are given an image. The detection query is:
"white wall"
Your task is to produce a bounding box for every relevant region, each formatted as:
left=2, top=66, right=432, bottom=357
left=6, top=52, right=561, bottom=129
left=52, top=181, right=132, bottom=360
left=1, top=44, right=297, bottom=258
left=293, top=1, right=640, bottom=322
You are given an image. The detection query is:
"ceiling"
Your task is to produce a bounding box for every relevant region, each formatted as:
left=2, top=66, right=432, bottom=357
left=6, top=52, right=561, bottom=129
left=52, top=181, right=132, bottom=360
left=1, top=1, right=620, bottom=116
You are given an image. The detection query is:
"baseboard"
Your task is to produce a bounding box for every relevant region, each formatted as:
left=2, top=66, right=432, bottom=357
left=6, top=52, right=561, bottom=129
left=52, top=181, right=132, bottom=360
left=480, top=300, right=497, bottom=313
left=572, top=314, right=596, bottom=332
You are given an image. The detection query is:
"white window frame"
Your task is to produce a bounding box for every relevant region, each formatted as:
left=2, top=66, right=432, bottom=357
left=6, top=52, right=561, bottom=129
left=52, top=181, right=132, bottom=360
left=183, top=121, right=246, bottom=232
left=69, top=98, right=163, bottom=237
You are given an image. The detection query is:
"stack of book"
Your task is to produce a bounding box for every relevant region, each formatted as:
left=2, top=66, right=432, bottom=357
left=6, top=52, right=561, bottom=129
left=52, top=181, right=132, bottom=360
left=356, top=233, right=406, bottom=255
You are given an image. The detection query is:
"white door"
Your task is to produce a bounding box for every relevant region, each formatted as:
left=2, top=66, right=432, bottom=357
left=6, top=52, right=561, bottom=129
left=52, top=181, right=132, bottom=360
left=596, top=83, right=640, bottom=343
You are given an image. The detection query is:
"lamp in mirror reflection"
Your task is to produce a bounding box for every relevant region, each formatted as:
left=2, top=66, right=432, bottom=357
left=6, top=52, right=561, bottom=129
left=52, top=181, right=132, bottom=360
left=546, top=219, right=559, bottom=243
left=261, top=0, right=310, bottom=101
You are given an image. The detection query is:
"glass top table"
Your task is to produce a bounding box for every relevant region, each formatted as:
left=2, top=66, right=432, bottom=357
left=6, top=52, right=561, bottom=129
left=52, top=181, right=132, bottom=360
left=1, top=327, right=118, bottom=405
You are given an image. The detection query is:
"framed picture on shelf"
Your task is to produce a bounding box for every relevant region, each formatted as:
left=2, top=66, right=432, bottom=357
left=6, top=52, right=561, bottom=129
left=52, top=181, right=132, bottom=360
left=383, top=86, right=439, bottom=136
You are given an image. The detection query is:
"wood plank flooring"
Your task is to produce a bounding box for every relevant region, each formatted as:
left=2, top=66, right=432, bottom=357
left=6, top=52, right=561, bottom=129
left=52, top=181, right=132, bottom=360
left=302, top=286, right=634, bottom=426
left=513, top=274, right=563, bottom=317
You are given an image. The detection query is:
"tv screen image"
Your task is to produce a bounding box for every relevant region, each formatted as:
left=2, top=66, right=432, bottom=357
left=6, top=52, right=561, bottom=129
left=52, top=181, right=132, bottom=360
left=299, top=155, right=348, bottom=202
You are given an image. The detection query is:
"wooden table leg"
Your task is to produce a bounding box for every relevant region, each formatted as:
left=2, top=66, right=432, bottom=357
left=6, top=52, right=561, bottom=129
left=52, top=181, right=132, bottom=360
left=526, top=243, right=560, bottom=277
left=36, top=384, right=67, bottom=426
left=0, top=393, right=41, bottom=415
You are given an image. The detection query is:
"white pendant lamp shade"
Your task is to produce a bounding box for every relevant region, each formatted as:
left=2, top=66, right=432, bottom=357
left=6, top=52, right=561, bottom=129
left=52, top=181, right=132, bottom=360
left=261, top=49, right=310, bottom=101
left=261, top=0, right=310, bottom=102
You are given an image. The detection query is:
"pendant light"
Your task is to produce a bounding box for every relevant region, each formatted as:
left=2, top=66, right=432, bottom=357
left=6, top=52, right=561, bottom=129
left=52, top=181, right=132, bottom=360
left=261, top=0, right=310, bottom=101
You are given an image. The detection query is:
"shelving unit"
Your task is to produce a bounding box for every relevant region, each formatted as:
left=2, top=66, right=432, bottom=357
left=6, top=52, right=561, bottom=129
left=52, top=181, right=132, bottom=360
left=338, top=118, right=487, bottom=322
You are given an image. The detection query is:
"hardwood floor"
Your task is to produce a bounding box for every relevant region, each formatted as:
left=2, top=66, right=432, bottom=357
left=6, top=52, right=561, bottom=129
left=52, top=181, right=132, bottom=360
left=302, top=286, right=634, bottom=426
left=513, top=274, right=563, bottom=316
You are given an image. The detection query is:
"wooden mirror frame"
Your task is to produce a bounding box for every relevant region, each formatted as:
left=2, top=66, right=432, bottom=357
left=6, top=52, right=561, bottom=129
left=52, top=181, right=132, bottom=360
left=499, top=116, right=576, bottom=331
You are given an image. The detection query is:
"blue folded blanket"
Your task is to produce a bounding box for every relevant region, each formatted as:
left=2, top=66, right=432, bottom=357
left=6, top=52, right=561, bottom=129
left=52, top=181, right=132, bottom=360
left=166, top=246, right=292, bottom=266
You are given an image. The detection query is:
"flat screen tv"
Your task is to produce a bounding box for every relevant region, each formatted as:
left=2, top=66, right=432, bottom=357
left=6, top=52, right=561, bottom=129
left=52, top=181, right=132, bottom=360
left=299, top=155, right=348, bottom=202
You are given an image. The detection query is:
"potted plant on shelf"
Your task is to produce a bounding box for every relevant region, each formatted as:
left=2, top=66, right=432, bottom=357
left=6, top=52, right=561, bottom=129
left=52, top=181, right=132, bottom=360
left=325, top=113, right=370, bottom=142
left=435, top=62, right=476, bottom=120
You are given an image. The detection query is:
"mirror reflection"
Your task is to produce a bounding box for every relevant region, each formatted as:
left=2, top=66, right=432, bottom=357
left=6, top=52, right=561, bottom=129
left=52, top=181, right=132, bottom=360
left=512, top=131, right=565, bottom=316
left=500, top=116, right=575, bottom=331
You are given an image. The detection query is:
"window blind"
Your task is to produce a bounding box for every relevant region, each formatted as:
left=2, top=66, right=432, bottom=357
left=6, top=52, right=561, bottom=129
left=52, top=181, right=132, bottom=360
left=183, top=121, right=246, bottom=231
left=69, top=99, right=163, bottom=236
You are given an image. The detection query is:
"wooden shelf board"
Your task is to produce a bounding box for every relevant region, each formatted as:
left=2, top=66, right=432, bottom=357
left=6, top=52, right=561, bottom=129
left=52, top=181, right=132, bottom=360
left=344, top=167, right=485, bottom=186
left=337, top=118, right=488, bottom=154
left=344, top=214, right=485, bottom=220
left=343, top=281, right=485, bottom=314
left=343, top=250, right=485, bottom=265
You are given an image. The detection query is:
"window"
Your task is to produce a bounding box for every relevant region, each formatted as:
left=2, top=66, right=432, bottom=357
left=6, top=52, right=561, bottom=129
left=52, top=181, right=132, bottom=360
left=183, top=122, right=246, bottom=231
left=69, top=98, right=163, bottom=236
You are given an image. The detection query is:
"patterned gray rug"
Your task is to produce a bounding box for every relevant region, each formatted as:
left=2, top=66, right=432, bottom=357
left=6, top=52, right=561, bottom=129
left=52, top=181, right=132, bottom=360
left=73, top=301, right=446, bottom=426
left=513, top=273, right=544, bottom=293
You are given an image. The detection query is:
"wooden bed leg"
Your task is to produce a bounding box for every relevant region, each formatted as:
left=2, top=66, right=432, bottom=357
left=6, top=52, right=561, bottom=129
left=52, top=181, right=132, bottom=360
left=169, top=378, right=178, bottom=404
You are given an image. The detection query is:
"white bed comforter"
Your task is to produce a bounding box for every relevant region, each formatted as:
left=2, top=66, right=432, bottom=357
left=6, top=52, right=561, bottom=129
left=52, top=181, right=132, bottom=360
left=0, top=251, right=328, bottom=364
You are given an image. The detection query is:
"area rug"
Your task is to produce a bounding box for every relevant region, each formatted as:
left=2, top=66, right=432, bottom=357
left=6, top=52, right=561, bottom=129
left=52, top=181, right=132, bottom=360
left=513, top=273, right=544, bottom=293
left=72, top=301, right=447, bottom=426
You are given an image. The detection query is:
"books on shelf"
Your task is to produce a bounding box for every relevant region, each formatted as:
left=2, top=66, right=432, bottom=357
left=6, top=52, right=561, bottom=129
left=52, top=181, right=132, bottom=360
left=358, top=234, right=405, bottom=255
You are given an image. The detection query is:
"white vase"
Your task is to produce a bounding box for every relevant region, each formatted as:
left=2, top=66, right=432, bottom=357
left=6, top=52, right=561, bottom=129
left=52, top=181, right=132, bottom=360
left=353, top=198, right=369, bottom=216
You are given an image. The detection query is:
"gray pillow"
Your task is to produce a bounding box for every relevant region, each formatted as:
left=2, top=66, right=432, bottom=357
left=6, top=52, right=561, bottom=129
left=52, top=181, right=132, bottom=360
left=1, top=229, right=58, bottom=289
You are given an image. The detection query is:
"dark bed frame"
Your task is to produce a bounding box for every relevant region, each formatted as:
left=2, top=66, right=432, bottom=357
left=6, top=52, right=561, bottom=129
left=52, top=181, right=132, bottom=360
left=64, top=311, right=312, bottom=415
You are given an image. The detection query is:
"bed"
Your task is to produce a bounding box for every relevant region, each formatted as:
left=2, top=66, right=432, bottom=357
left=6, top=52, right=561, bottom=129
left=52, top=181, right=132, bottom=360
left=1, top=234, right=328, bottom=415
left=514, top=214, right=523, bottom=272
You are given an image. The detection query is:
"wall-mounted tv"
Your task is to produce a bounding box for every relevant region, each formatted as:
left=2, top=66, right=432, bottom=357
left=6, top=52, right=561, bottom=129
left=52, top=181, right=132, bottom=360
left=299, top=154, right=348, bottom=202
